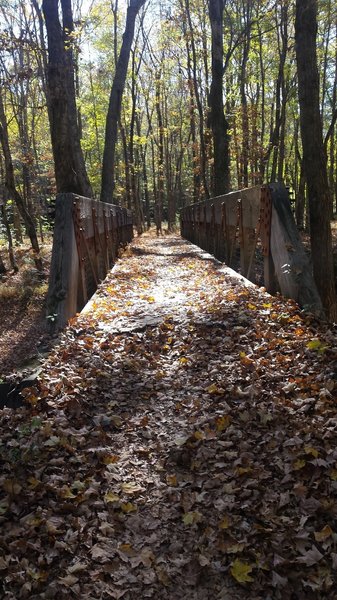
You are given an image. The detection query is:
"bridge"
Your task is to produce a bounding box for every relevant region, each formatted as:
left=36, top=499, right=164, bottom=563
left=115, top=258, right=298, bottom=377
left=47, top=182, right=322, bottom=330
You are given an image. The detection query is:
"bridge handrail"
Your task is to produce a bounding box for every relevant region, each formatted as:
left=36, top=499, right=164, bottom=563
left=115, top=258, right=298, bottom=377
left=180, top=182, right=323, bottom=316
left=46, top=193, right=133, bottom=330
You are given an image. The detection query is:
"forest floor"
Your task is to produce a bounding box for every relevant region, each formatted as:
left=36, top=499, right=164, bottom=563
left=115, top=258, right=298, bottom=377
left=0, top=232, right=337, bottom=599
left=0, top=238, right=53, bottom=379
left=0, top=226, right=336, bottom=380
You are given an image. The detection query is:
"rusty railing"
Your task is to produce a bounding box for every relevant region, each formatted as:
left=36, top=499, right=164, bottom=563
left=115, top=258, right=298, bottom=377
left=180, top=182, right=323, bottom=315
left=47, top=193, right=133, bottom=329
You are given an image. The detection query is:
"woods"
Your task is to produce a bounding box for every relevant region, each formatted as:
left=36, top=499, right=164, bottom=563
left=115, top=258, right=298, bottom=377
left=2, top=2, right=337, bottom=597
left=0, top=0, right=336, bottom=312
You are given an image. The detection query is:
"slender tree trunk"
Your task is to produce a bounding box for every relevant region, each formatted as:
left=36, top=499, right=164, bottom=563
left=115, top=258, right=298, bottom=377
left=185, top=40, right=200, bottom=201
left=155, top=70, right=164, bottom=235
left=100, top=0, right=146, bottom=203
left=238, top=6, right=252, bottom=189
left=1, top=203, right=18, bottom=272
left=119, top=120, right=131, bottom=208
left=258, top=23, right=266, bottom=182
left=0, top=250, right=6, bottom=274
left=295, top=0, right=337, bottom=319
left=0, top=89, right=42, bottom=270
left=208, top=0, right=230, bottom=196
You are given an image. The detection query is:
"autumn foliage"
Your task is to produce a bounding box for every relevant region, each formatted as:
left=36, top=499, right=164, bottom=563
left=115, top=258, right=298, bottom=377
left=0, top=234, right=336, bottom=599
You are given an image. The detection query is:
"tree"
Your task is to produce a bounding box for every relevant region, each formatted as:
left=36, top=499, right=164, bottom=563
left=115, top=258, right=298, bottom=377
left=295, top=0, right=337, bottom=319
left=100, top=0, right=146, bottom=204
left=208, top=0, right=230, bottom=196
left=0, top=86, right=42, bottom=270
left=42, top=0, right=92, bottom=197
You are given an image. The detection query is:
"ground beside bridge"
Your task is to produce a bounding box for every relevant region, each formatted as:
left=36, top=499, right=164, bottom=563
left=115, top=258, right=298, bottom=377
left=0, top=232, right=337, bottom=600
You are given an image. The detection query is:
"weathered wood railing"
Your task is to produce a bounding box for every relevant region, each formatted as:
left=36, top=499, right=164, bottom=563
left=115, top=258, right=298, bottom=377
left=46, top=193, right=133, bottom=329
left=181, top=182, right=323, bottom=315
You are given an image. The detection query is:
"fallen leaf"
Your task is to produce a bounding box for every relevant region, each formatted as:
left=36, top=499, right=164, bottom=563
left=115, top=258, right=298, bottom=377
left=230, top=559, right=254, bottom=583
left=314, top=525, right=333, bottom=542
left=120, top=502, right=137, bottom=513
left=104, top=491, right=120, bottom=503
left=182, top=511, right=203, bottom=525
left=58, top=574, right=79, bottom=586
left=296, top=546, right=323, bottom=566
left=121, top=482, right=144, bottom=495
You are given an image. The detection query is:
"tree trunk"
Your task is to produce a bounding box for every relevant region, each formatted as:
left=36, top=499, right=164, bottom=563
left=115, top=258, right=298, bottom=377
left=185, top=38, right=200, bottom=201
left=238, top=5, right=252, bottom=189
left=295, top=0, right=337, bottom=319
left=208, top=0, right=230, bottom=196
left=184, top=0, right=209, bottom=199
left=1, top=203, right=18, bottom=272
left=0, top=88, right=42, bottom=271
left=155, top=70, right=164, bottom=235
left=42, top=0, right=92, bottom=197
left=100, top=0, right=146, bottom=203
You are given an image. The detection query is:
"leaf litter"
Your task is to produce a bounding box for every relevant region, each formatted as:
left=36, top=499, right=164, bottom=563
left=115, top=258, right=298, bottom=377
left=0, top=232, right=337, bottom=599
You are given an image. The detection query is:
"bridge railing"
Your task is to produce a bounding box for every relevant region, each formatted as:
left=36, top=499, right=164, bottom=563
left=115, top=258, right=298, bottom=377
left=46, top=193, right=133, bottom=329
left=180, top=182, right=323, bottom=315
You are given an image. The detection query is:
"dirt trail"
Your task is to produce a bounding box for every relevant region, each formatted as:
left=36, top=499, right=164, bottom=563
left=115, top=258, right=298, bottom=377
left=0, top=233, right=336, bottom=599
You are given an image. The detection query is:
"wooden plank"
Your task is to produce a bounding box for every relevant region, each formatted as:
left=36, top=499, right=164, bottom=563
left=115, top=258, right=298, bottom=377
left=46, top=193, right=80, bottom=329
left=239, top=189, right=260, bottom=279
left=269, top=183, right=323, bottom=315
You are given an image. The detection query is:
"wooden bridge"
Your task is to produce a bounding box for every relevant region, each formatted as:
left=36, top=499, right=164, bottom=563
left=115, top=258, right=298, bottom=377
left=47, top=183, right=322, bottom=330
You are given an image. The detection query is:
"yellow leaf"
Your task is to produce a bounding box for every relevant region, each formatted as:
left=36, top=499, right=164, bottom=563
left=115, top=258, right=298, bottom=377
left=247, top=303, right=257, bottom=310
left=183, top=511, right=203, bottom=525
left=179, top=357, right=189, bottom=365
left=166, top=474, right=178, bottom=486
left=121, top=482, right=143, bottom=495
left=193, top=430, right=204, bottom=440
left=216, top=415, right=231, bottom=431
left=230, top=559, right=254, bottom=583
left=104, top=491, right=120, bottom=503
left=59, top=486, right=76, bottom=499
left=219, top=516, right=230, bottom=529
left=329, top=469, right=337, bottom=481
left=306, top=339, right=328, bottom=353
left=314, top=525, right=333, bottom=542
left=207, top=383, right=224, bottom=395
left=304, top=446, right=319, bottom=458
left=293, top=459, right=306, bottom=470
left=240, top=354, right=254, bottom=367
left=120, top=502, right=137, bottom=513
left=30, top=570, right=48, bottom=582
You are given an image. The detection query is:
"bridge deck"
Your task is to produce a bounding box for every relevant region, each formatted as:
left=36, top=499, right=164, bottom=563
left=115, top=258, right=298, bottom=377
left=1, top=233, right=335, bottom=599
